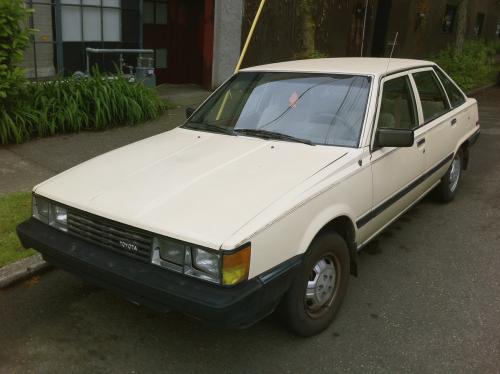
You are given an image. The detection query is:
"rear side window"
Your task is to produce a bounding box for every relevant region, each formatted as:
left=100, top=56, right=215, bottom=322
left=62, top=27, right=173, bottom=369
left=377, top=76, right=417, bottom=130
left=434, top=68, right=466, bottom=108
left=412, top=71, right=449, bottom=122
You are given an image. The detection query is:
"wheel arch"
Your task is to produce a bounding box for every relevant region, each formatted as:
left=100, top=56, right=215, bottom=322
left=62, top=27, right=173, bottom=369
left=303, top=214, right=358, bottom=277
left=459, top=137, right=472, bottom=170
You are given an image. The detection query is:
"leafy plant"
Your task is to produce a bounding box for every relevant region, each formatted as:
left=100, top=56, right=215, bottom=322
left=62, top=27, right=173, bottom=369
left=0, top=0, right=32, bottom=102
left=0, top=71, right=167, bottom=144
left=432, top=39, right=497, bottom=92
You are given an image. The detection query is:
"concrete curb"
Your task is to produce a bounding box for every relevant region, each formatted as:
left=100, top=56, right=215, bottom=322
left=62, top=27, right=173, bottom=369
left=468, top=82, right=498, bottom=96
left=0, top=254, right=52, bottom=289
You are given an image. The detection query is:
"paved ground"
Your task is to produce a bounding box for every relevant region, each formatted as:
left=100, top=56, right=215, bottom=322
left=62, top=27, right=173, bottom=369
left=0, top=85, right=210, bottom=196
left=0, top=87, right=499, bottom=373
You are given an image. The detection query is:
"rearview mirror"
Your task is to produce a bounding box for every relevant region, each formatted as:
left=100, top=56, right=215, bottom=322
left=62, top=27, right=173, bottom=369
left=376, top=128, right=414, bottom=148
left=185, top=107, right=195, bottom=119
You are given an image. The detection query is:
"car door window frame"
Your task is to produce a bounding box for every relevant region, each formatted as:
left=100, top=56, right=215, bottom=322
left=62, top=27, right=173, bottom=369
left=370, top=71, right=421, bottom=151
left=410, top=67, right=452, bottom=126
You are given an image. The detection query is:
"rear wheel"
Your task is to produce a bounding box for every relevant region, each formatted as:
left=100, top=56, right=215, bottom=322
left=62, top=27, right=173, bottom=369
left=434, top=149, right=463, bottom=203
left=280, top=232, right=350, bottom=337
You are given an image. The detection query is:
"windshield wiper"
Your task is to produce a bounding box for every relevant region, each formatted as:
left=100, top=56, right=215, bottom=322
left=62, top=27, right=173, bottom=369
left=184, top=122, right=235, bottom=135
left=234, top=129, right=314, bottom=146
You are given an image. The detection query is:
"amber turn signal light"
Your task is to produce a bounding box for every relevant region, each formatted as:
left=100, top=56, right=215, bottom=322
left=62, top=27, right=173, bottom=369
left=222, top=244, right=251, bottom=286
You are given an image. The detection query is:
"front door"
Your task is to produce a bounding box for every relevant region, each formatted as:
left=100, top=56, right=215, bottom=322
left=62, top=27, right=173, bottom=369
left=143, top=0, right=204, bottom=85
left=361, top=72, right=426, bottom=241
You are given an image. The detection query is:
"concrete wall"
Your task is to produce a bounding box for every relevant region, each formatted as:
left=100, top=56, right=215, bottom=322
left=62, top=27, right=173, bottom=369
left=22, top=0, right=56, bottom=78
left=212, top=0, right=243, bottom=88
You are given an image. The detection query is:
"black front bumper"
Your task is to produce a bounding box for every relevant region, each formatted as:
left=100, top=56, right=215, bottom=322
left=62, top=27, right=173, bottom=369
left=17, top=218, right=301, bottom=329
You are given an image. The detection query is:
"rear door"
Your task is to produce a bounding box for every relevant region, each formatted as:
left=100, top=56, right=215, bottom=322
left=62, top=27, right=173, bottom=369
left=360, top=72, right=426, bottom=238
left=410, top=68, right=456, bottom=190
left=433, top=66, right=471, bottom=149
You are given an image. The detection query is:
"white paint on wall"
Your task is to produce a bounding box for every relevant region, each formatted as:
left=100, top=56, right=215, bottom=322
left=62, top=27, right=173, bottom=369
left=212, top=0, right=243, bottom=89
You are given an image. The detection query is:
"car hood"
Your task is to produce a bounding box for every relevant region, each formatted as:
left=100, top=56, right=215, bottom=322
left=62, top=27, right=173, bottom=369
left=35, top=128, right=348, bottom=249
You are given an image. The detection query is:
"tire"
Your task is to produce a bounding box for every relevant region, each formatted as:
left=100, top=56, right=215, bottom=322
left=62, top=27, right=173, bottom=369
left=434, top=149, right=463, bottom=203
left=280, top=232, right=350, bottom=337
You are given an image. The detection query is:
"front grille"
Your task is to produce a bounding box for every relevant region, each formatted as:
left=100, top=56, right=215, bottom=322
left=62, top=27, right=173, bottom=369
left=67, top=209, right=153, bottom=262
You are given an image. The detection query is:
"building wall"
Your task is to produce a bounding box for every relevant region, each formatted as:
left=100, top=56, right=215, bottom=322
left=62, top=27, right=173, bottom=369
left=212, top=0, right=243, bottom=87
left=467, top=0, right=500, bottom=37
left=390, top=0, right=500, bottom=59
left=240, top=0, right=381, bottom=68
left=242, top=0, right=500, bottom=66
left=22, top=0, right=56, bottom=78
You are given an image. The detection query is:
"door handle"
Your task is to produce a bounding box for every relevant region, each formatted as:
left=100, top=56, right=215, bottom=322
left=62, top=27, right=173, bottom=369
left=451, top=118, right=457, bottom=126
left=417, top=138, right=425, bottom=147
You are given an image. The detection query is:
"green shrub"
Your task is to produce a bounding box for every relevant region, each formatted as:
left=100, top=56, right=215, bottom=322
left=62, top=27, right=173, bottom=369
left=0, top=0, right=32, bottom=107
left=432, top=39, right=497, bottom=92
left=494, top=40, right=500, bottom=55
left=0, top=72, right=167, bottom=144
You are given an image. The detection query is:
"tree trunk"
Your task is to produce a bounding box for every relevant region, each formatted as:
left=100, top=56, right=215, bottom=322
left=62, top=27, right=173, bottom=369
left=297, top=0, right=316, bottom=58
left=455, top=0, right=468, bottom=54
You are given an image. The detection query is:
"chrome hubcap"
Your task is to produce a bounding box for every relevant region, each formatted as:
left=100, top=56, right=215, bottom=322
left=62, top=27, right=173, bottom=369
left=305, top=255, right=337, bottom=318
left=449, top=155, right=461, bottom=192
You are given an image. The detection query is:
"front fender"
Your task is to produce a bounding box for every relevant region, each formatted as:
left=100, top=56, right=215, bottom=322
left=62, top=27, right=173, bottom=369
left=297, top=204, right=358, bottom=257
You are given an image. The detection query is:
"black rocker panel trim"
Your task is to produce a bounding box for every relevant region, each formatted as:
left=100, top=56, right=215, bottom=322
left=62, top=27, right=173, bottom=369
left=356, top=153, right=454, bottom=229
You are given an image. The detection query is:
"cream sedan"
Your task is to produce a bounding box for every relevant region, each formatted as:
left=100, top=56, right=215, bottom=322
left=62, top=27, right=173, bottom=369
left=18, top=58, right=480, bottom=336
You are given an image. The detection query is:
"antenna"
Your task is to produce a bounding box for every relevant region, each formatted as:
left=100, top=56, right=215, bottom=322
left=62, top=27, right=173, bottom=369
left=385, top=31, right=399, bottom=74
left=389, top=32, right=399, bottom=59
left=360, top=0, right=369, bottom=57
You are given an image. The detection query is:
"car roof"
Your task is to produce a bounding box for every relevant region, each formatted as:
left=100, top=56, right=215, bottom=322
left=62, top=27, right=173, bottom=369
left=240, top=57, right=435, bottom=77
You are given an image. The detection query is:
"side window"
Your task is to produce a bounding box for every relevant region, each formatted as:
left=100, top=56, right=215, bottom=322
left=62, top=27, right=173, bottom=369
left=434, top=68, right=466, bottom=108
left=412, top=71, right=449, bottom=122
left=377, top=76, right=417, bottom=130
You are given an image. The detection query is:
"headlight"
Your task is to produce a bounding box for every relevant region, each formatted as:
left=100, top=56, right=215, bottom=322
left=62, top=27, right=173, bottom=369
left=192, top=248, right=220, bottom=277
left=49, top=204, right=68, bottom=232
left=32, top=195, right=49, bottom=223
left=152, top=238, right=251, bottom=286
left=32, top=194, right=68, bottom=232
left=154, top=237, right=185, bottom=265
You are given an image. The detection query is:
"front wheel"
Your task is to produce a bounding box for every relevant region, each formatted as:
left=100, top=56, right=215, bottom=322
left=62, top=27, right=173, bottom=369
left=280, top=232, right=350, bottom=337
left=434, top=149, right=463, bottom=203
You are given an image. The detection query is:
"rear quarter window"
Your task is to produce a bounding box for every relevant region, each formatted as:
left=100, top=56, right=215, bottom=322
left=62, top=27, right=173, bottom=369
left=434, top=68, right=466, bottom=108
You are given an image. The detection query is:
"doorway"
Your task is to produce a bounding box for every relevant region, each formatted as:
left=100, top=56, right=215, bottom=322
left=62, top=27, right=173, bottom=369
left=143, top=0, right=207, bottom=85
left=371, top=0, right=392, bottom=57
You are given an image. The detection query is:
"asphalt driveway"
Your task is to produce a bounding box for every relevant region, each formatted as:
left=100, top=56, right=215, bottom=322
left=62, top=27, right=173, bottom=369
left=0, top=87, right=499, bottom=374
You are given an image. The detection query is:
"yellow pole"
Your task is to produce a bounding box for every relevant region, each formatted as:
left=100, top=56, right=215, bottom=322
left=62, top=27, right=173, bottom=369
left=217, top=0, right=267, bottom=120
left=234, top=0, right=267, bottom=73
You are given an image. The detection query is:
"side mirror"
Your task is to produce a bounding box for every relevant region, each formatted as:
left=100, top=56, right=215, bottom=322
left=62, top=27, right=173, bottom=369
left=376, top=128, right=414, bottom=148
left=185, top=107, right=195, bottom=119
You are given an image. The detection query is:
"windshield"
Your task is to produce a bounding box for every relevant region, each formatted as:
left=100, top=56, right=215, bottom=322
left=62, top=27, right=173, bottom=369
left=185, top=72, right=371, bottom=147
